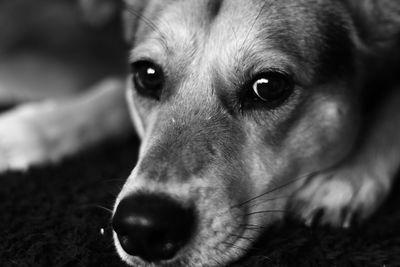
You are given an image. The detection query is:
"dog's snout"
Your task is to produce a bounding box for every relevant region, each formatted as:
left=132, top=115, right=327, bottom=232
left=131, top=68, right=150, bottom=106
left=112, top=194, right=196, bottom=262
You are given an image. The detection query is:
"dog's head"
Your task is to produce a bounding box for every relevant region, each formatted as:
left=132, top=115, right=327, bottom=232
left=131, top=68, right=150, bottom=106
left=111, top=0, right=363, bottom=266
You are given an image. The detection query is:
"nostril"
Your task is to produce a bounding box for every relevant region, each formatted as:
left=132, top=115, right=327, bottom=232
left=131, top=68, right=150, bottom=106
left=112, top=193, right=196, bottom=262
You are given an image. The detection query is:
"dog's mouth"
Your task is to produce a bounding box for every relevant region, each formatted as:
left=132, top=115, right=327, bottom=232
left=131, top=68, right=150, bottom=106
left=113, top=216, right=251, bottom=267
left=111, top=182, right=288, bottom=267
left=110, top=185, right=275, bottom=267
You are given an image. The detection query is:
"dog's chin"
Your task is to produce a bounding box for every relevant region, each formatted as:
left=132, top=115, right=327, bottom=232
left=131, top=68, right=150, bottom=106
left=113, top=224, right=255, bottom=267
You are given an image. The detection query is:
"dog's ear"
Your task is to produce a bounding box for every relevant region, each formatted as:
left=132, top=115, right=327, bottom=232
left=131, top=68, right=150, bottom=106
left=79, top=0, right=148, bottom=43
left=121, top=0, right=149, bottom=44
left=78, top=0, right=122, bottom=26
left=79, top=0, right=148, bottom=38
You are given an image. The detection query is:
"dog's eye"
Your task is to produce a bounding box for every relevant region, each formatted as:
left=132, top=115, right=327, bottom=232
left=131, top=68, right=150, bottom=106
left=131, top=61, right=164, bottom=99
left=250, top=72, right=294, bottom=106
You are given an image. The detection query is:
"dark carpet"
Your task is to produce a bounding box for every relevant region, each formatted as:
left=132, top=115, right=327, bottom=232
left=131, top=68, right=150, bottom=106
left=1, top=137, right=400, bottom=267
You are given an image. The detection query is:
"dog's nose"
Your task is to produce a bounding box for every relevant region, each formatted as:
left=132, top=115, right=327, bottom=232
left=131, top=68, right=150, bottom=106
left=112, top=193, right=195, bottom=262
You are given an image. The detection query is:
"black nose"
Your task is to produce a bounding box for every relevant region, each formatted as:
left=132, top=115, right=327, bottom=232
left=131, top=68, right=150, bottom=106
left=112, top=193, right=196, bottom=262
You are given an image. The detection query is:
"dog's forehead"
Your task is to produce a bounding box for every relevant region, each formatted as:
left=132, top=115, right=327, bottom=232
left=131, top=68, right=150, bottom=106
left=137, top=1, right=334, bottom=45
left=131, top=0, right=350, bottom=79
left=135, top=0, right=307, bottom=53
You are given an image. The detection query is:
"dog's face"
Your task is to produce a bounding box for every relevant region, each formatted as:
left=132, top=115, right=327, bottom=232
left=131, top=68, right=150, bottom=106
left=113, top=0, right=360, bottom=266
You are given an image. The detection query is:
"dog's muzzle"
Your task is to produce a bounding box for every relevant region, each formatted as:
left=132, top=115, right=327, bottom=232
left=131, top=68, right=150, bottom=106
left=112, top=193, right=196, bottom=262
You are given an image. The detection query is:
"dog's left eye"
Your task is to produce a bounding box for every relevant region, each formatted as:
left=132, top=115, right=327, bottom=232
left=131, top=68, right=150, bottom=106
left=250, top=72, right=294, bottom=107
left=131, top=61, right=164, bottom=100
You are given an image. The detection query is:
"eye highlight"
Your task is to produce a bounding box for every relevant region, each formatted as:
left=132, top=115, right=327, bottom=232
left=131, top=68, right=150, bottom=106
left=131, top=60, right=164, bottom=100
left=248, top=71, right=294, bottom=107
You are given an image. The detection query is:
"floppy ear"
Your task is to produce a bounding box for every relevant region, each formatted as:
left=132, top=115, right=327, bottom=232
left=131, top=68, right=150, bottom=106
left=79, top=0, right=148, bottom=40
left=121, top=0, right=149, bottom=44
left=78, top=0, right=122, bottom=26
left=79, top=0, right=148, bottom=139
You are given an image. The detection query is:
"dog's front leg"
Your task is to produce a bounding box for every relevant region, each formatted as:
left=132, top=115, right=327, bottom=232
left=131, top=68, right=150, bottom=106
left=0, top=78, right=132, bottom=172
left=290, top=87, right=400, bottom=227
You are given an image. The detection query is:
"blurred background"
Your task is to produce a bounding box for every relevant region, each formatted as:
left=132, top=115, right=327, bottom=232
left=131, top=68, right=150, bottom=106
left=0, top=0, right=126, bottom=106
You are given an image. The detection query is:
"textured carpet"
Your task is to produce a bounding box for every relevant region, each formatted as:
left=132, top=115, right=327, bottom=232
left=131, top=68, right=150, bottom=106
left=1, top=137, right=400, bottom=267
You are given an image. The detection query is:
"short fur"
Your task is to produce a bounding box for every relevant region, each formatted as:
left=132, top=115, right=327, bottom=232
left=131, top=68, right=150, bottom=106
left=1, top=0, right=400, bottom=266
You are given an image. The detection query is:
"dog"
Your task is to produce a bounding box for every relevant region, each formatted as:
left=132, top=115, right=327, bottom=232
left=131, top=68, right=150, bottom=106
left=1, top=0, right=400, bottom=266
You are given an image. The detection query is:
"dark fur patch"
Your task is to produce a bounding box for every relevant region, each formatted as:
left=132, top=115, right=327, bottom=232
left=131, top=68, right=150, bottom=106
left=315, top=9, right=355, bottom=82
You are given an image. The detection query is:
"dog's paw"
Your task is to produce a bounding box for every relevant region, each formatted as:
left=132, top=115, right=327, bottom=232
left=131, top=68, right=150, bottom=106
left=0, top=105, right=50, bottom=172
left=288, top=166, right=388, bottom=228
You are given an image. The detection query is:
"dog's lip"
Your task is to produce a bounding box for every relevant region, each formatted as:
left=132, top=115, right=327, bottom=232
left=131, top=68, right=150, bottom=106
left=115, top=225, right=251, bottom=267
left=113, top=187, right=252, bottom=266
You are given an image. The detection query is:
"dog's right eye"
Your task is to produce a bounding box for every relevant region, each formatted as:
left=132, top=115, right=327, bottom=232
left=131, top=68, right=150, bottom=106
left=131, top=61, right=164, bottom=100
left=246, top=71, right=294, bottom=108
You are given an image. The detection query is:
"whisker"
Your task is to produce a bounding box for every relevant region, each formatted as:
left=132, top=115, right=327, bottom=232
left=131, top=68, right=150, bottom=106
left=228, top=234, right=257, bottom=242
left=125, top=6, right=159, bottom=33
left=210, top=253, right=225, bottom=267
left=241, top=226, right=267, bottom=232
left=223, top=241, right=267, bottom=254
left=84, top=204, right=114, bottom=214
left=125, top=5, right=170, bottom=51
left=209, top=246, right=228, bottom=267
left=244, top=209, right=286, bottom=217
left=231, top=171, right=317, bottom=210
left=211, top=258, right=224, bottom=267
left=212, top=195, right=290, bottom=219
left=244, top=195, right=290, bottom=210
left=221, top=242, right=249, bottom=252
left=242, top=1, right=271, bottom=46
left=240, top=223, right=269, bottom=229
